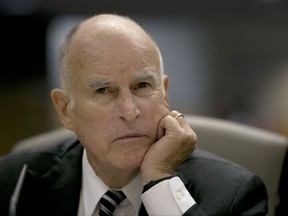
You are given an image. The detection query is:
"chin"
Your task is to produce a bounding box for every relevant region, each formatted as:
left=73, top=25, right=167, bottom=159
left=118, top=151, right=146, bottom=169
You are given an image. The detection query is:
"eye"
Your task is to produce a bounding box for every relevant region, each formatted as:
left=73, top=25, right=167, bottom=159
left=95, top=87, right=106, bottom=94
left=137, top=82, right=150, bottom=89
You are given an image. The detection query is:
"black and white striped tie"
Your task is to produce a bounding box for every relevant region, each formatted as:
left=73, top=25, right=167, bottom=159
left=99, top=190, right=126, bottom=216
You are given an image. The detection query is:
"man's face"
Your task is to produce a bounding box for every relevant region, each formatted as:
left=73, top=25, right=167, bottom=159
left=67, top=32, right=169, bottom=173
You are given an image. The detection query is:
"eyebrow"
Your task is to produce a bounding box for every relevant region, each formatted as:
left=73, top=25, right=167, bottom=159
left=87, top=71, right=158, bottom=88
left=87, top=78, right=112, bottom=88
left=135, top=71, right=158, bottom=82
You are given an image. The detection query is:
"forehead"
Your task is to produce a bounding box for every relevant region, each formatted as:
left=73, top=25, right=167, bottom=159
left=66, top=15, right=162, bottom=86
left=77, top=40, right=160, bottom=80
left=72, top=28, right=157, bottom=65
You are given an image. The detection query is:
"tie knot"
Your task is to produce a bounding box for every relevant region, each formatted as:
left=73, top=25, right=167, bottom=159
left=99, top=190, right=126, bottom=216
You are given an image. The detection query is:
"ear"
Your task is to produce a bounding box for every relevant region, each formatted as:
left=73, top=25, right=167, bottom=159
left=163, top=75, right=169, bottom=103
left=50, top=89, right=75, bottom=131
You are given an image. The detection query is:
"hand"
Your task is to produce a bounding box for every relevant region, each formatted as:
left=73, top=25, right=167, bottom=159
left=140, top=110, right=197, bottom=185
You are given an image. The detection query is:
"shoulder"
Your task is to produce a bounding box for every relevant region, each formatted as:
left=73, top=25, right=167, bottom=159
left=177, top=148, right=268, bottom=215
left=177, top=148, right=257, bottom=183
left=0, top=137, right=83, bottom=181
left=0, top=137, right=83, bottom=215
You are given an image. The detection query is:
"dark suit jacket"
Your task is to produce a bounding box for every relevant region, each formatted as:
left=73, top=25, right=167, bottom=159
left=0, top=137, right=268, bottom=216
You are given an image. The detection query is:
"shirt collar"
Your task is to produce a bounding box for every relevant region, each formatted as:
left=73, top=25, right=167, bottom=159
left=81, top=149, right=142, bottom=215
left=122, top=172, right=142, bottom=213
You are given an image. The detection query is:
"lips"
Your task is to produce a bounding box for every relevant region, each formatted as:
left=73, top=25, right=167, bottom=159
left=113, top=133, right=146, bottom=142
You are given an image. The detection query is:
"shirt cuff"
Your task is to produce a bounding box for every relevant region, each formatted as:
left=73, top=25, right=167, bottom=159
left=141, top=176, right=196, bottom=215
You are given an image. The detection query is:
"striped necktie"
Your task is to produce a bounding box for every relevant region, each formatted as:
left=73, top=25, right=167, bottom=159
left=99, top=190, right=126, bottom=216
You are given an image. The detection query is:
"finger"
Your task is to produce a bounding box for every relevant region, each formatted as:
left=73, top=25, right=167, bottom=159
left=170, top=110, right=184, bottom=119
left=175, top=113, right=184, bottom=120
left=156, top=114, right=175, bottom=140
left=170, top=110, right=189, bottom=129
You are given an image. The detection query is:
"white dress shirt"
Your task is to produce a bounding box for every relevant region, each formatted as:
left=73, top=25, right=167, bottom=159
left=77, top=149, right=195, bottom=216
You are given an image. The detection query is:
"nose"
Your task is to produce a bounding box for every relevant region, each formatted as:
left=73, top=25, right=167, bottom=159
left=116, top=90, right=140, bottom=121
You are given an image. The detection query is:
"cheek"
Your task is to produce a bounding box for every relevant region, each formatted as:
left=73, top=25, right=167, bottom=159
left=142, top=94, right=170, bottom=119
left=136, top=96, right=169, bottom=141
left=72, top=105, right=114, bottom=144
left=152, top=89, right=169, bottom=110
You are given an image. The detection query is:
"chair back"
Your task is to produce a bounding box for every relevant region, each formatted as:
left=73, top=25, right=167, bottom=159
left=185, top=115, right=288, bottom=216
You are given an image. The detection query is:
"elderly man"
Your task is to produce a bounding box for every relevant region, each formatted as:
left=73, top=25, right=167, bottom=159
left=0, top=14, right=267, bottom=216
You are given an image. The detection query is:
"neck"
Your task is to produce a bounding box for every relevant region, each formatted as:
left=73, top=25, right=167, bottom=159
left=98, top=169, right=139, bottom=188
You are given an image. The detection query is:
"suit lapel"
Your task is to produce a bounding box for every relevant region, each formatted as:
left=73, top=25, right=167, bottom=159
left=18, top=139, right=84, bottom=216
left=42, top=139, right=83, bottom=215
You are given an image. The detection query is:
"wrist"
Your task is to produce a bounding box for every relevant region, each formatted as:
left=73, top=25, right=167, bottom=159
left=142, top=175, right=175, bottom=193
left=141, top=171, right=172, bottom=185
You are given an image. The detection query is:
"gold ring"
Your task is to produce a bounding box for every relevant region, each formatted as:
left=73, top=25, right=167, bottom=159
left=175, top=113, right=184, bottom=120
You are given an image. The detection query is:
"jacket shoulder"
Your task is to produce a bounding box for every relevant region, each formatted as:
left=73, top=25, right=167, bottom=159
left=177, top=148, right=268, bottom=215
left=0, top=137, right=83, bottom=215
left=0, top=137, right=81, bottom=174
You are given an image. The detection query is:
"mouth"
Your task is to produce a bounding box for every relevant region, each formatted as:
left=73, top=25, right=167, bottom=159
left=114, top=133, right=147, bottom=142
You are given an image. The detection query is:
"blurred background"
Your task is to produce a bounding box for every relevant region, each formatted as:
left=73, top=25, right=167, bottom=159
left=1, top=0, right=288, bottom=156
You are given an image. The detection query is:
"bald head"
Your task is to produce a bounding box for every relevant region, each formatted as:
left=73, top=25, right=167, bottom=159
left=59, top=14, right=163, bottom=93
